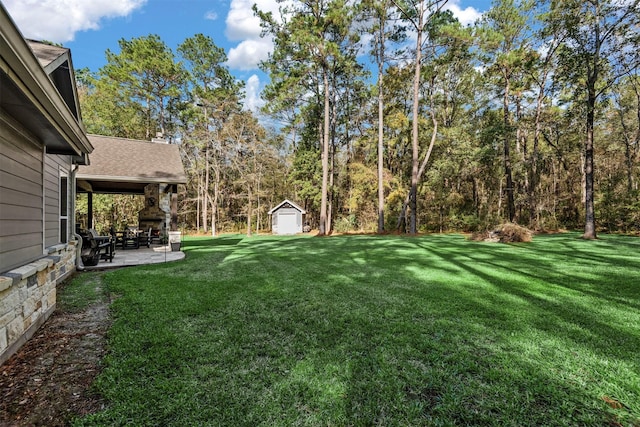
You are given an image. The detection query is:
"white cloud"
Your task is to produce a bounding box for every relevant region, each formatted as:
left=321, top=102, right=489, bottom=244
left=3, top=0, right=146, bottom=43
left=205, top=10, right=218, bottom=21
left=445, top=1, right=483, bottom=26
left=243, top=74, right=265, bottom=112
left=224, top=0, right=283, bottom=71
left=227, top=38, right=273, bottom=71
left=225, top=0, right=284, bottom=41
left=226, top=0, right=262, bottom=40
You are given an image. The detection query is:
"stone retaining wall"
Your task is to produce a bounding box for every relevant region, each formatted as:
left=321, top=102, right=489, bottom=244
left=0, top=241, right=77, bottom=365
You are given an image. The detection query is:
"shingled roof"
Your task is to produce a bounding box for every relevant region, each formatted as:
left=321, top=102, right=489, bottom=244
left=27, top=40, right=68, bottom=70
left=76, top=134, right=187, bottom=194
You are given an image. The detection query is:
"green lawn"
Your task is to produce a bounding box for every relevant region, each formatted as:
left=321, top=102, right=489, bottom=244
left=74, top=233, right=640, bottom=426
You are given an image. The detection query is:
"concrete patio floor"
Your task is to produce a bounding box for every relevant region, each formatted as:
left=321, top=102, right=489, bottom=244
left=82, top=245, right=185, bottom=270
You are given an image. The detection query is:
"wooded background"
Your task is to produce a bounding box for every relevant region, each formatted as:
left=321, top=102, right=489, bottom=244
left=76, top=0, right=640, bottom=238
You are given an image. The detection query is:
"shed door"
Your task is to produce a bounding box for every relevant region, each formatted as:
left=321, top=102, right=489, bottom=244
left=278, top=212, right=297, bottom=235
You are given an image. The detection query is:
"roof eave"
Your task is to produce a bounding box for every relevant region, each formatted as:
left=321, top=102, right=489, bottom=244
left=76, top=174, right=188, bottom=185
left=0, top=5, right=92, bottom=157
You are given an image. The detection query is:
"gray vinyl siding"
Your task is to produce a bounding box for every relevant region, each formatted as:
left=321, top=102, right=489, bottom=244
left=0, top=111, right=44, bottom=273
left=44, top=154, right=71, bottom=246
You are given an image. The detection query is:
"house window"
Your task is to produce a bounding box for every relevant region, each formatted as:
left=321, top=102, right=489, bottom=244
left=60, top=172, right=68, bottom=243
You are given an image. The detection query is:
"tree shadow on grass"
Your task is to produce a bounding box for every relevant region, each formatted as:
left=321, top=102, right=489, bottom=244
left=413, top=238, right=640, bottom=364
left=182, top=235, right=244, bottom=249
left=247, top=234, right=639, bottom=424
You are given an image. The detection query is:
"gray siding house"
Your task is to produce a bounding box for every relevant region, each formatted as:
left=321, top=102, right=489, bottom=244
left=268, top=200, right=306, bottom=235
left=0, top=5, right=93, bottom=364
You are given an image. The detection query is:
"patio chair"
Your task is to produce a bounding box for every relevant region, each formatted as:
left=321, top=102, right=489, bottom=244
left=138, top=227, right=152, bottom=248
left=110, top=227, right=124, bottom=249
left=123, top=227, right=139, bottom=249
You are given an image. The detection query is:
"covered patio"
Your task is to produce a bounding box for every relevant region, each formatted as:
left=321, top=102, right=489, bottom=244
left=75, top=134, right=187, bottom=266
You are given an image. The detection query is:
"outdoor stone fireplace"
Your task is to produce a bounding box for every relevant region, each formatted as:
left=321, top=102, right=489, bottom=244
left=138, top=183, right=171, bottom=236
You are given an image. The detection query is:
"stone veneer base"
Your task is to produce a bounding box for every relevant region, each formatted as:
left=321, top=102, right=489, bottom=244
left=0, top=241, right=77, bottom=366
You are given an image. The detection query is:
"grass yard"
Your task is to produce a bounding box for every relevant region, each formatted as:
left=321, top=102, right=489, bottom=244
left=74, top=233, right=639, bottom=426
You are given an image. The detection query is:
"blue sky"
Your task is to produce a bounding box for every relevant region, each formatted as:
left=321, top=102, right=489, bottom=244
left=4, top=0, right=491, bottom=111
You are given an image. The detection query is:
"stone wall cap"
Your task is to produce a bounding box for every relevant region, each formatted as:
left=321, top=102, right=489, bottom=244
left=46, top=255, right=61, bottom=264
left=32, top=259, right=52, bottom=272
left=46, top=244, right=67, bottom=254
left=10, top=264, right=38, bottom=280
left=0, top=275, right=14, bottom=292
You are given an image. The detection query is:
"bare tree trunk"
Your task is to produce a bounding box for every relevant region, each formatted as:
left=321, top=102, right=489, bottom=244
left=583, top=22, right=599, bottom=240
left=247, top=187, right=252, bottom=237
left=328, top=142, right=334, bottom=234
left=319, top=67, right=330, bottom=236
left=212, top=168, right=219, bottom=237
left=196, top=173, right=201, bottom=232
left=376, top=15, right=386, bottom=234
left=256, top=173, right=261, bottom=235
left=202, top=147, right=210, bottom=233
left=408, top=9, right=423, bottom=234
left=584, top=91, right=597, bottom=239
left=328, top=84, right=338, bottom=235
left=503, top=74, right=516, bottom=223
left=552, top=159, right=557, bottom=224
left=472, top=177, right=479, bottom=217
left=498, top=178, right=503, bottom=216
left=634, top=80, right=640, bottom=191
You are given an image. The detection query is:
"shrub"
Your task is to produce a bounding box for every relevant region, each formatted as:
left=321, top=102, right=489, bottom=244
left=333, top=215, right=358, bottom=234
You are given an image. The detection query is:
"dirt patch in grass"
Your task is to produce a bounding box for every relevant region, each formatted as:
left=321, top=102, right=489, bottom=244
left=0, top=275, right=111, bottom=426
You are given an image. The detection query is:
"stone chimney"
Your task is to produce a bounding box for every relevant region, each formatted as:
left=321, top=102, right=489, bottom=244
left=138, top=183, right=171, bottom=234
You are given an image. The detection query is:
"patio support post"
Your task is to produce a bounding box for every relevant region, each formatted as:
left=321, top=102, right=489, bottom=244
left=87, top=192, right=93, bottom=229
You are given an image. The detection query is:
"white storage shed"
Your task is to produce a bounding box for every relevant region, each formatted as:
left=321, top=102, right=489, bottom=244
left=268, top=200, right=306, bottom=235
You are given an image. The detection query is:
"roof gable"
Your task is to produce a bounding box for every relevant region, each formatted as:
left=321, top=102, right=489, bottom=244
left=268, top=199, right=306, bottom=215
left=27, top=40, right=80, bottom=122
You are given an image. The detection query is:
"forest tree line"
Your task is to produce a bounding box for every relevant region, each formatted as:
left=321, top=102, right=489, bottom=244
left=77, top=0, right=640, bottom=237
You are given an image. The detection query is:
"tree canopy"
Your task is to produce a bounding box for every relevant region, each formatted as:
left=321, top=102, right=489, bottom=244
left=78, top=0, right=640, bottom=237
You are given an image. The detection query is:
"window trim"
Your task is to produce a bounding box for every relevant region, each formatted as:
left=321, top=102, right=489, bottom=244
left=59, top=168, right=69, bottom=244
